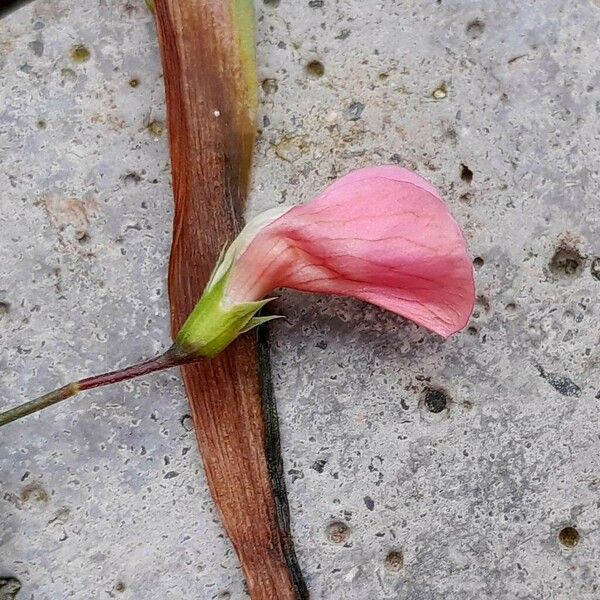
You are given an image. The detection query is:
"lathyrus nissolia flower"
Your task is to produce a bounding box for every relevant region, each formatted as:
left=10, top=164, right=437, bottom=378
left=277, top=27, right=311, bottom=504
left=0, top=166, right=475, bottom=426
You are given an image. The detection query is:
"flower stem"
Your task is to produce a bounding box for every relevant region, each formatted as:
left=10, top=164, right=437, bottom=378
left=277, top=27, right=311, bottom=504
left=0, top=344, right=198, bottom=428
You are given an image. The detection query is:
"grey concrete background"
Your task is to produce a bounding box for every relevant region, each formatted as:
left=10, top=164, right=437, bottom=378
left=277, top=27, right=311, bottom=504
left=1, top=0, right=600, bottom=598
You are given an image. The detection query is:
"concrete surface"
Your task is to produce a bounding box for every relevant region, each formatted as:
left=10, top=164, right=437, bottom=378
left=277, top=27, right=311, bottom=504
left=1, top=0, right=600, bottom=598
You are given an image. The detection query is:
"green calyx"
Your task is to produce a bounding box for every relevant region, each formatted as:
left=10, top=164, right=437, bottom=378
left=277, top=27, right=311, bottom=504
left=175, top=255, right=280, bottom=359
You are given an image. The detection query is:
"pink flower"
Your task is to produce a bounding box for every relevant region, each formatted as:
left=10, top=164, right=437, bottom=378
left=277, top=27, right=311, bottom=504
left=221, top=165, right=475, bottom=339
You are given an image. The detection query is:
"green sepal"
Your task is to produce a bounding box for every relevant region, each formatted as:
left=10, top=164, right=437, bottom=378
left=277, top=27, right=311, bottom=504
left=175, top=258, right=276, bottom=358
left=239, top=314, right=284, bottom=334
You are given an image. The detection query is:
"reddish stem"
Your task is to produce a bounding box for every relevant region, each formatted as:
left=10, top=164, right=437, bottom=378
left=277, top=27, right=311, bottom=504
left=0, top=345, right=197, bottom=428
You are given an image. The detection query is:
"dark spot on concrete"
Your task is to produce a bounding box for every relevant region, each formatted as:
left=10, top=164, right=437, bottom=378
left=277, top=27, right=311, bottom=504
left=363, top=496, right=375, bottom=511
left=77, top=232, right=90, bottom=245
left=315, top=340, right=327, bottom=349
left=390, top=153, right=402, bottom=164
left=400, top=397, right=409, bottom=410
left=335, top=29, right=351, bottom=40
left=28, top=39, right=44, bottom=57
left=129, top=78, right=140, bottom=88
left=550, top=245, right=584, bottom=277
left=114, top=582, right=126, bottom=593
left=163, top=471, right=179, bottom=479
left=591, top=257, right=600, bottom=281
left=263, top=0, right=280, bottom=6
left=344, top=101, right=365, bottom=121
left=71, top=44, right=90, bottom=63
left=288, top=468, right=304, bottom=483
left=467, top=326, right=478, bottom=335
left=261, top=78, right=278, bottom=94
left=466, top=20, right=485, bottom=39
left=505, top=302, right=517, bottom=311
left=460, top=164, right=473, bottom=183
left=217, top=592, right=231, bottom=600
left=0, top=577, right=21, bottom=599
left=122, top=171, right=142, bottom=185
left=306, top=60, right=325, bottom=78
left=326, top=521, right=350, bottom=543
left=308, top=0, right=324, bottom=7
left=36, top=119, right=46, bottom=130
left=311, top=458, right=327, bottom=473
left=536, top=366, right=581, bottom=397
left=473, top=256, right=484, bottom=269
left=0, top=301, right=10, bottom=318
left=558, top=526, right=580, bottom=548
left=423, top=387, right=448, bottom=413
left=384, top=550, right=404, bottom=572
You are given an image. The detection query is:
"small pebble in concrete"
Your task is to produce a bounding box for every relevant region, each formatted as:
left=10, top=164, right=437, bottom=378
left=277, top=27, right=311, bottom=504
left=384, top=550, right=404, bottom=572
left=432, top=83, right=447, bottom=99
left=326, top=521, right=350, bottom=544
left=558, top=526, right=580, bottom=548
left=344, top=102, right=365, bottom=121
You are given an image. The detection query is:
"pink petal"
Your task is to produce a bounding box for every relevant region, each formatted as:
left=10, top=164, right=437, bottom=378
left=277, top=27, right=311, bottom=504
left=226, top=166, right=475, bottom=338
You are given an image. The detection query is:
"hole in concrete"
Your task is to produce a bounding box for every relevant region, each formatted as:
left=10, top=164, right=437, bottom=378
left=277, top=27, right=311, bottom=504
left=129, top=78, right=140, bottom=88
left=71, top=44, right=90, bottom=63
left=384, top=550, right=404, bottom=572
left=114, top=581, right=126, bottom=593
left=0, top=577, right=22, bottom=599
left=423, top=387, right=448, bottom=413
left=20, top=482, right=49, bottom=504
left=122, top=171, right=142, bottom=185
left=261, top=78, right=278, bottom=94
left=181, top=414, right=194, bottom=432
left=146, top=119, right=165, bottom=137
left=326, top=521, right=350, bottom=543
left=505, top=302, right=517, bottom=311
left=591, top=257, right=600, bottom=281
left=466, top=20, right=485, bottom=39
left=473, top=256, right=484, bottom=269
left=0, top=301, right=10, bottom=318
left=460, top=164, right=473, bottom=183
left=558, top=526, right=580, bottom=548
left=36, top=119, right=46, bottom=130
left=263, top=0, right=280, bottom=5
left=467, top=326, right=478, bottom=335
left=309, top=0, right=325, bottom=7
left=550, top=246, right=584, bottom=277
left=306, top=60, right=325, bottom=78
